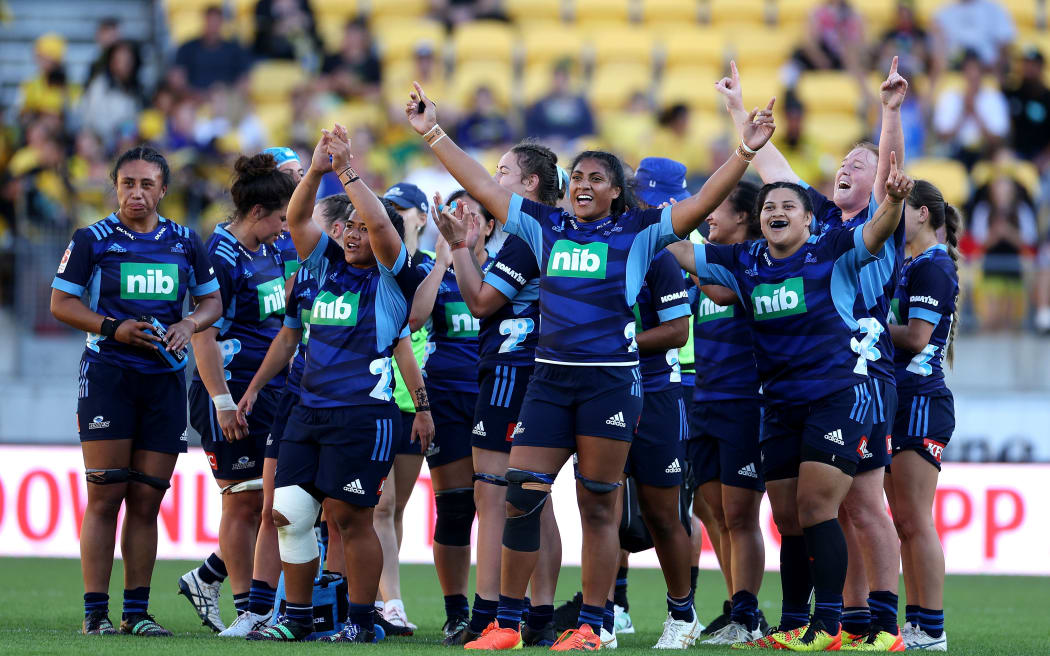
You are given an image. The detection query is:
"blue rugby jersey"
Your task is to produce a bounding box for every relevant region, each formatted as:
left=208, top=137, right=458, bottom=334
left=281, top=267, right=319, bottom=394
left=478, top=234, right=541, bottom=371
left=634, top=249, right=691, bottom=393
left=51, top=213, right=219, bottom=373
left=503, top=194, right=679, bottom=366
left=276, top=231, right=300, bottom=279
left=890, top=244, right=958, bottom=396
left=691, top=226, right=881, bottom=405
left=800, top=180, right=878, bottom=236
left=418, top=261, right=481, bottom=393
left=692, top=287, right=761, bottom=403
left=193, top=223, right=287, bottom=389
left=298, top=234, right=422, bottom=408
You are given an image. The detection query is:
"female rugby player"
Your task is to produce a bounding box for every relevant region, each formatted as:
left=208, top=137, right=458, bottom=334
left=51, top=146, right=222, bottom=636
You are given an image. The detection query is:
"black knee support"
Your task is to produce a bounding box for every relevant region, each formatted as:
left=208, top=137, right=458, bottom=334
left=473, top=472, right=508, bottom=486
left=85, top=468, right=129, bottom=485
left=503, top=469, right=553, bottom=553
left=575, top=472, right=621, bottom=494
left=128, top=470, right=171, bottom=491
left=434, top=488, right=476, bottom=546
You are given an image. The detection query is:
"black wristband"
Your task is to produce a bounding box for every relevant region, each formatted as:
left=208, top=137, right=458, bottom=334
left=414, top=405, right=431, bottom=413
left=100, top=317, right=126, bottom=338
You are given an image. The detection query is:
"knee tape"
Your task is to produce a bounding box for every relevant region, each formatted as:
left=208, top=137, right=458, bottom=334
left=434, top=488, right=476, bottom=547
left=85, top=468, right=129, bottom=485
left=575, top=472, right=621, bottom=494
left=128, top=470, right=171, bottom=491
left=221, top=478, right=264, bottom=495
left=272, top=485, right=322, bottom=564
left=473, top=472, right=507, bottom=486
left=503, top=469, right=553, bottom=553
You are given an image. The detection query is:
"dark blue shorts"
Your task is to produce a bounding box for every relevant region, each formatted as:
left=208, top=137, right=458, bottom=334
left=626, top=387, right=687, bottom=487
left=513, top=363, right=643, bottom=449
left=425, top=387, right=476, bottom=468
left=472, top=364, right=532, bottom=454
left=276, top=404, right=400, bottom=507
left=76, top=356, right=188, bottom=454
left=760, top=382, right=874, bottom=481
left=265, top=386, right=301, bottom=460
left=189, top=380, right=277, bottom=481
left=892, top=391, right=954, bottom=471
left=687, top=399, right=764, bottom=492
left=857, top=378, right=896, bottom=474
left=396, top=411, right=426, bottom=456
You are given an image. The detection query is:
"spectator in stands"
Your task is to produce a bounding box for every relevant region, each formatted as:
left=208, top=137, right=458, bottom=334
left=786, top=0, right=865, bottom=83
left=650, top=103, right=711, bottom=176
left=69, top=130, right=112, bottom=226
left=456, top=86, right=513, bottom=152
left=933, top=0, right=1015, bottom=72
left=933, top=49, right=1009, bottom=169
left=1004, top=48, right=1050, bottom=170
left=439, top=0, right=509, bottom=25
left=253, top=0, right=321, bottom=64
left=524, top=61, right=595, bottom=145
left=87, top=17, right=122, bottom=85
left=79, top=40, right=145, bottom=153
left=18, top=33, right=79, bottom=123
left=321, top=18, right=381, bottom=102
left=173, top=6, right=253, bottom=92
left=877, top=1, right=936, bottom=82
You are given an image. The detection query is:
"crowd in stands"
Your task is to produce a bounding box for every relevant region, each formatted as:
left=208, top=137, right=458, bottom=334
left=4, top=0, right=1050, bottom=332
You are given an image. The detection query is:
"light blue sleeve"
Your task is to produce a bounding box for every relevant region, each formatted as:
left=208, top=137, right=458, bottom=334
left=301, top=233, right=332, bottom=282
left=378, top=242, right=408, bottom=277
left=376, top=275, right=410, bottom=352
left=51, top=277, right=85, bottom=295
left=190, top=277, right=220, bottom=296
left=504, top=194, right=543, bottom=270
left=398, top=324, right=410, bottom=339
left=909, top=307, right=942, bottom=325
left=623, top=206, right=681, bottom=305
left=851, top=225, right=881, bottom=268
left=657, top=302, right=691, bottom=323
left=284, top=314, right=303, bottom=329
left=692, top=243, right=743, bottom=300
left=482, top=270, right=518, bottom=300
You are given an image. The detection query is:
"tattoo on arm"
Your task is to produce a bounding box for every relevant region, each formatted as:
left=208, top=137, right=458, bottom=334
left=413, top=387, right=430, bottom=411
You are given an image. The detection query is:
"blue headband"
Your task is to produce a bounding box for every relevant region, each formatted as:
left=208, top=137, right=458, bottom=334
left=262, top=146, right=300, bottom=166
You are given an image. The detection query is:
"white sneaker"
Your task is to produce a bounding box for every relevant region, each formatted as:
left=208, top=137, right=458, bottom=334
left=218, top=609, right=272, bottom=637
left=177, top=568, right=225, bottom=632
left=382, top=599, right=417, bottom=631
left=702, top=621, right=762, bottom=645
left=613, top=604, right=634, bottom=634
left=600, top=626, right=618, bottom=649
left=906, top=627, right=947, bottom=651
left=653, top=612, right=701, bottom=649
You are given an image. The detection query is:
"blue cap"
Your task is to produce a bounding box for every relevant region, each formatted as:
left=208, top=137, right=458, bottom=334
left=262, top=146, right=300, bottom=166
left=383, top=182, right=428, bottom=213
left=634, top=157, right=690, bottom=207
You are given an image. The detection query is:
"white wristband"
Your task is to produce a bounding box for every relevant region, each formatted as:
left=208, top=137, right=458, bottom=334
left=739, top=141, right=757, bottom=155
left=212, top=394, right=237, bottom=412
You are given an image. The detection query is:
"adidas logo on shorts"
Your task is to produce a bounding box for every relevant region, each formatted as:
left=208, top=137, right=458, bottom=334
left=824, top=429, right=845, bottom=445
left=472, top=421, right=486, bottom=436
left=606, top=411, right=627, bottom=428
left=343, top=479, right=365, bottom=495
left=738, top=462, right=758, bottom=479
left=665, top=458, right=681, bottom=474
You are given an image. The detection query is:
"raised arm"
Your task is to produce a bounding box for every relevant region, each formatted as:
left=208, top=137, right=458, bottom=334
left=669, top=99, right=775, bottom=237
left=863, top=152, right=912, bottom=255
left=875, top=56, right=908, bottom=205
left=326, top=123, right=405, bottom=269
left=435, top=198, right=510, bottom=318
left=715, top=61, right=800, bottom=185
left=668, top=240, right=699, bottom=275
left=287, top=135, right=329, bottom=259
left=408, top=241, right=450, bottom=332
left=406, top=82, right=512, bottom=223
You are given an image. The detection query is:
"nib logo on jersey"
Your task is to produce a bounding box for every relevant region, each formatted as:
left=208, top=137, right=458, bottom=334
left=546, top=240, right=608, bottom=279
left=256, top=278, right=286, bottom=320
left=120, top=263, right=179, bottom=300
left=445, top=301, right=480, bottom=337
left=751, top=277, right=807, bottom=320
left=310, top=291, right=360, bottom=326
left=696, top=292, right=734, bottom=324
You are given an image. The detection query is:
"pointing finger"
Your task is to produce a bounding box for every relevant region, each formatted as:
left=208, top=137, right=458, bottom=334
left=889, top=55, right=898, bottom=77
left=766, top=96, right=776, bottom=111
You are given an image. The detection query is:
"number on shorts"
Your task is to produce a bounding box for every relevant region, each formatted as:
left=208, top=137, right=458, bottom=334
left=498, top=317, right=535, bottom=353
left=369, top=357, right=394, bottom=401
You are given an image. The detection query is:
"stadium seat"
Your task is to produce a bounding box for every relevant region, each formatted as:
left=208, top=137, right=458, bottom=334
left=907, top=158, right=971, bottom=208
left=723, top=25, right=797, bottom=70
left=850, top=0, right=895, bottom=35
left=773, top=0, right=822, bottom=25
left=586, top=25, right=657, bottom=68
left=368, top=0, right=430, bottom=21
left=320, top=102, right=387, bottom=134
left=250, top=61, right=307, bottom=104
left=1000, top=0, right=1039, bottom=31
left=505, top=0, right=566, bottom=24
left=661, top=28, right=725, bottom=71
left=256, top=104, right=293, bottom=146
left=449, top=61, right=515, bottom=110
left=971, top=158, right=1042, bottom=201
left=573, top=0, right=632, bottom=24
left=640, top=0, right=701, bottom=25
left=312, top=0, right=361, bottom=21
left=796, top=72, right=862, bottom=116
left=373, top=19, right=445, bottom=65
left=658, top=67, right=723, bottom=114
left=707, top=0, right=769, bottom=26
left=803, top=113, right=867, bottom=157
left=451, top=21, right=516, bottom=65
left=734, top=68, right=783, bottom=110
left=520, top=23, right=586, bottom=67
left=521, top=62, right=584, bottom=105
left=588, top=63, right=652, bottom=112
left=167, top=9, right=204, bottom=45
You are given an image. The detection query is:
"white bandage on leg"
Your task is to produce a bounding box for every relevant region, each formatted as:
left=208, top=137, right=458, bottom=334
left=272, top=485, right=321, bottom=564
left=220, top=478, right=264, bottom=495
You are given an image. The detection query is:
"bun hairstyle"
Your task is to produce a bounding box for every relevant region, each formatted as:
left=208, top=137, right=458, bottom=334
left=906, top=179, right=962, bottom=366
left=569, top=150, right=630, bottom=217
left=728, top=180, right=761, bottom=239
left=111, top=145, right=170, bottom=187
left=230, top=153, right=296, bottom=221
left=317, top=194, right=353, bottom=231
left=753, top=181, right=814, bottom=222
left=511, top=139, right=562, bottom=206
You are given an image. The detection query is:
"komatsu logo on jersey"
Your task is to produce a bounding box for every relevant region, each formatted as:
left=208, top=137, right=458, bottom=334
left=311, top=291, right=359, bottom=325
left=546, top=240, right=608, bottom=279
left=696, top=293, right=734, bottom=324
left=494, top=261, right=526, bottom=285
left=660, top=290, right=689, bottom=304
left=751, top=277, right=807, bottom=320
left=910, top=295, right=939, bottom=307
left=256, top=277, right=286, bottom=319
left=445, top=301, right=480, bottom=337
left=120, top=263, right=178, bottom=300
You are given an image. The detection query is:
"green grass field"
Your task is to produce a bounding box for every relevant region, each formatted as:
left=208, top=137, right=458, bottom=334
left=0, top=558, right=1047, bottom=654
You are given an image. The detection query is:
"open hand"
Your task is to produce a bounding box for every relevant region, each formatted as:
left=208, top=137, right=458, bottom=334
left=880, top=55, right=909, bottom=110
left=741, top=98, right=776, bottom=152
left=406, top=82, right=438, bottom=135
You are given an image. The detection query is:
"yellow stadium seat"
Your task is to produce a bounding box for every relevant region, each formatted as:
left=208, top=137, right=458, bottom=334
left=250, top=61, right=306, bottom=104
left=912, top=0, right=950, bottom=27
left=320, top=102, right=387, bottom=134
left=587, top=25, right=656, bottom=67
left=773, top=0, right=822, bottom=25
left=708, top=0, right=768, bottom=26
left=520, top=23, right=586, bottom=67
left=589, top=63, right=652, bottom=112
left=522, top=63, right=584, bottom=104
left=971, top=158, right=1041, bottom=200
left=312, top=0, right=361, bottom=20
left=658, top=67, right=723, bottom=113
left=451, top=21, right=516, bottom=65
left=851, top=0, right=895, bottom=35
left=165, top=0, right=216, bottom=12
left=505, top=0, right=565, bottom=23
left=739, top=70, right=783, bottom=110
left=803, top=113, right=867, bottom=156
left=723, top=25, right=797, bottom=69
left=373, top=19, right=445, bottom=64
left=906, top=158, right=970, bottom=208
left=1001, top=0, right=1039, bottom=30
left=640, top=0, right=701, bottom=25
left=573, top=0, right=631, bottom=24
left=168, top=10, right=204, bottom=45
left=796, top=72, right=861, bottom=115
left=369, top=0, right=429, bottom=21
left=450, top=62, right=515, bottom=110
left=662, top=28, right=725, bottom=71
